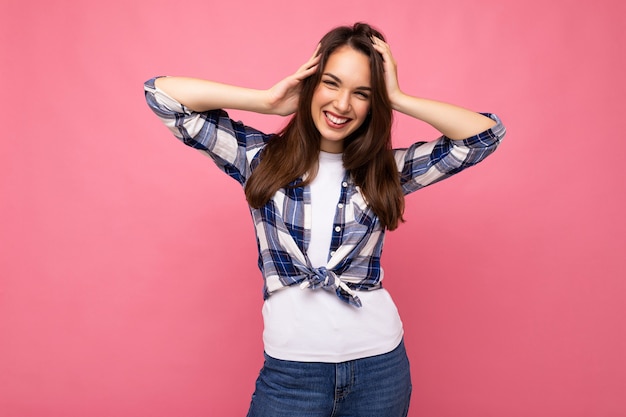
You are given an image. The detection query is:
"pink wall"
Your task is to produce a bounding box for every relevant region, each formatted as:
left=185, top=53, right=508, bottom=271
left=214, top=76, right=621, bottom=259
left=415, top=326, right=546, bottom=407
left=1, top=0, right=625, bottom=416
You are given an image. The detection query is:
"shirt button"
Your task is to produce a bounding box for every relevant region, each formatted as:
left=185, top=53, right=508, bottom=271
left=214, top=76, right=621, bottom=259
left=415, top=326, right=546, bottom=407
left=342, top=181, right=348, bottom=187
left=334, top=226, right=341, bottom=232
left=330, top=251, right=336, bottom=256
left=337, top=203, right=344, bottom=209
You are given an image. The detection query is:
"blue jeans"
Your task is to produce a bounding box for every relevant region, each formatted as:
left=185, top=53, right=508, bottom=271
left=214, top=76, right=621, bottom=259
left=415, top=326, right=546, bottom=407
left=246, top=340, right=412, bottom=417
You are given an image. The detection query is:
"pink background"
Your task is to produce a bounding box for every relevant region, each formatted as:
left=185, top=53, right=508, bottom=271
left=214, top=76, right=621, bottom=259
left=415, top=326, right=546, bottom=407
left=1, top=0, right=625, bottom=416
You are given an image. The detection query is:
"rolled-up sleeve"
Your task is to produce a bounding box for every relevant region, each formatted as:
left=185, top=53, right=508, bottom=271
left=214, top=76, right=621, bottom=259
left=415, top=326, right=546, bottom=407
left=394, top=113, right=506, bottom=195
left=144, top=77, right=270, bottom=185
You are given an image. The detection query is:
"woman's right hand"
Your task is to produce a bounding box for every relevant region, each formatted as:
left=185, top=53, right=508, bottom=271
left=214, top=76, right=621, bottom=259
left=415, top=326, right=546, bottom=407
left=154, top=47, right=320, bottom=115
left=264, top=46, right=320, bottom=116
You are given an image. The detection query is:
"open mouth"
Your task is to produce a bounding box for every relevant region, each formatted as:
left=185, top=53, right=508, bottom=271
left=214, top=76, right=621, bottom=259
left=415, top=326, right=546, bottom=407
left=324, top=111, right=350, bottom=126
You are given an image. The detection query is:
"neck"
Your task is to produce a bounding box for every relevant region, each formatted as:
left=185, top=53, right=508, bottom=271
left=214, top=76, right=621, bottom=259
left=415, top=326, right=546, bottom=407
left=320, top=138, right=344, bottom=154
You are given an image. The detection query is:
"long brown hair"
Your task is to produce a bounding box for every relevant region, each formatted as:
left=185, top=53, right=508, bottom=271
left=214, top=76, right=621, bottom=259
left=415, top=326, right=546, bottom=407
left=245, top=22, right=405, bottom=230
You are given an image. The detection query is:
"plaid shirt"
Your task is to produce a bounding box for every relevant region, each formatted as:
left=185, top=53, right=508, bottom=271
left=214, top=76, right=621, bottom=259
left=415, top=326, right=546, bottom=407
left=144, top=78, right=506, bottom=307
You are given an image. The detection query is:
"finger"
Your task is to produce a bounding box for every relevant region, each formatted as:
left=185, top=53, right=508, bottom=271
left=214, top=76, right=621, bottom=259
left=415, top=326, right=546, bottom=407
left=296, top=60, right=319, bottom=79
left=372, top=36, right=393, bottom=52
left=293, top=58, right=319, bottom=82
left=371, top=37, right=396, bottom=66
left=298, top=52, right=320, bottom=72
left=295, top=57, right=320, bottom=82
left=303, top=44, right=321, bottom=68
left=371, top=38, right=387, bottom=56
left=371, top=36, right=386, bottom=47
left=291, top=43, right=321, bottom=80
left=307, top=53, right=321, bottom=68
left=311, top=43, right=321, bottom=58
left=299, top=62, right=319, bottom=80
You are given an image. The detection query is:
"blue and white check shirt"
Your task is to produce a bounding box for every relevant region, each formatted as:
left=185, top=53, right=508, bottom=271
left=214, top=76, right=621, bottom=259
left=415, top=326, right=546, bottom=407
left=144, top=77, right=506, bottom=307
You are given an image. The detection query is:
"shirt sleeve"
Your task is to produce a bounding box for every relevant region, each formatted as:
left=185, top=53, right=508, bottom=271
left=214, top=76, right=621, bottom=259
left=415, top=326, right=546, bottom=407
left=143, top=77, right=271, bottom=185
left=393, top=113, right=506, bottom=195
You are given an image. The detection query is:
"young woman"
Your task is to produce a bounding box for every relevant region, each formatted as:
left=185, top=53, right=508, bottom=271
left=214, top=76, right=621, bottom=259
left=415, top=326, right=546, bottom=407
left=144, top=22, right=505, bottom=417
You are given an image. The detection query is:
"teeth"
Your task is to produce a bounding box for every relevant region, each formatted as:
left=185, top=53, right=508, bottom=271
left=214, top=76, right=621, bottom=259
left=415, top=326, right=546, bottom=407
left=325, top=112, right=349, bottom=125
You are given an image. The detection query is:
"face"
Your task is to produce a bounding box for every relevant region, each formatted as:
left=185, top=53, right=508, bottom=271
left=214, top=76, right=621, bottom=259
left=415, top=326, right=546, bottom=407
left=311, top=45, right=371, bottom=153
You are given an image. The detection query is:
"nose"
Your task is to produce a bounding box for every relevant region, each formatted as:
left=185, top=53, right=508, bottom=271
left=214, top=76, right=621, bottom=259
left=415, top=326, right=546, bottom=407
left=333, top=90, right=351, bottom=113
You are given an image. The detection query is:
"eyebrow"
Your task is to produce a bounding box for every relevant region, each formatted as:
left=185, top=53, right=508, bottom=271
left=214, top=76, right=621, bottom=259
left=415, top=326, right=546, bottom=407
left=323, top=73, right=372, bottom=91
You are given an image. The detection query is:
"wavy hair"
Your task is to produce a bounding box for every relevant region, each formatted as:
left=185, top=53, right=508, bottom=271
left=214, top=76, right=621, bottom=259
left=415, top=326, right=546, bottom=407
left=245, top=22, right=405, bottom=230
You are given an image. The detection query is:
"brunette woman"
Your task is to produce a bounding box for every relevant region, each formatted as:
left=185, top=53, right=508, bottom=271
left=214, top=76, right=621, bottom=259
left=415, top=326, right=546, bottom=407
left=144, top=22, right=505, bottom=417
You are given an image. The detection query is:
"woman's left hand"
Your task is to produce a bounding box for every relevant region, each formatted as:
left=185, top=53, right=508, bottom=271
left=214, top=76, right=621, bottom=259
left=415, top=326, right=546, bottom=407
left=371, top=36, right=402, bottom=105
left=370, top=36, right=496, bottom=138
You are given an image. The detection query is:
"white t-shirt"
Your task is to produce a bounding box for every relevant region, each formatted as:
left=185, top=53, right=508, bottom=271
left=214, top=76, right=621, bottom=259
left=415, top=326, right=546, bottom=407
left=262, top=151, right=404, bottom=363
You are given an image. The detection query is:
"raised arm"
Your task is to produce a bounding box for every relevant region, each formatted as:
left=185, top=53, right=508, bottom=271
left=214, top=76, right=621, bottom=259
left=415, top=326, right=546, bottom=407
left=371, top=37, right=496, bottom=140
left=154, top=77, right=271, bottom=113
left=154, top=48, right=320, bottom=116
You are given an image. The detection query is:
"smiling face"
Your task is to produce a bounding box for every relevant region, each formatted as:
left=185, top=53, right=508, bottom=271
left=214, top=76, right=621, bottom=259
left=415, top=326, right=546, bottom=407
left=311, top=45, right=372, bottom=153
